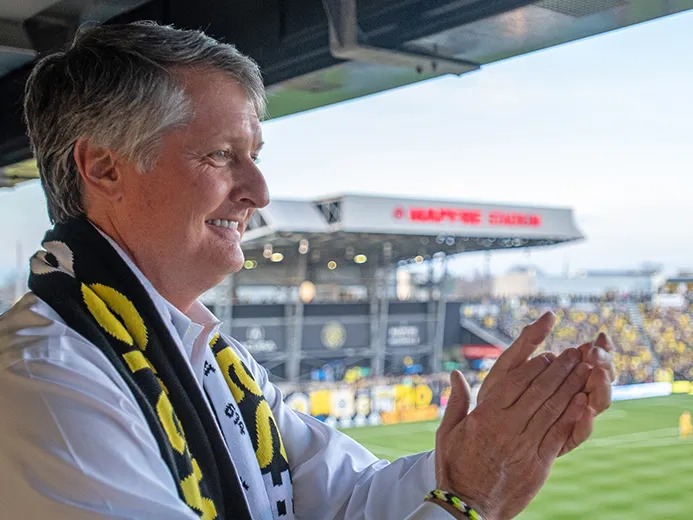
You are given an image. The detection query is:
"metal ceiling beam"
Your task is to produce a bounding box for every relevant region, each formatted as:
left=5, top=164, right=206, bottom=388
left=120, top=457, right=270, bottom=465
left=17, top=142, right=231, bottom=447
left=0, top=19, right=35, bottom=56
left=321, top=0, right=479, bottom=75
left=2, top=0, right=693, bottom=174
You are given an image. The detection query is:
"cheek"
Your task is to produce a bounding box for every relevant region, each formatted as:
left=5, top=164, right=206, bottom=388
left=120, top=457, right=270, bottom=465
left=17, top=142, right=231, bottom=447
left=190, top=174, right=230, bottom=211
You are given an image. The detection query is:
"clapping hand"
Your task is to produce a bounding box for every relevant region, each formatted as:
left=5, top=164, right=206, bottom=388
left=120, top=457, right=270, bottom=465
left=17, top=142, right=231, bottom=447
left=434, top=312, right=616, bottom=520
left=474, top=312, right=615, bottom=455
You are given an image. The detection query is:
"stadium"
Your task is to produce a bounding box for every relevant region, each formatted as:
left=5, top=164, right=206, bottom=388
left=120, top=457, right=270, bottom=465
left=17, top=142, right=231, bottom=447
left=2, top=0, right=693, bottom=518
left=209, top=193, right=582, bottom=381
left=191, top=191, right=693, bottom=427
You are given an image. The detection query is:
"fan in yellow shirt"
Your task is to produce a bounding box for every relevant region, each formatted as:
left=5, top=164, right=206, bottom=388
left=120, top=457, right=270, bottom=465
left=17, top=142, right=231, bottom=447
left=679, top=411, right=692, bottom=439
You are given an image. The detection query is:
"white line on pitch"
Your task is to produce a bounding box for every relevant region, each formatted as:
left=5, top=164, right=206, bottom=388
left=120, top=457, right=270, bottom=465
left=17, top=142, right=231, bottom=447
left=587, top=427, right=679, bottom=448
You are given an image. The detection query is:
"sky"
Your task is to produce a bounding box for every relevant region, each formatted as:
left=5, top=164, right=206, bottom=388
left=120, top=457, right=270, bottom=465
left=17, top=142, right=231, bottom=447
left=1, top=10, right=693, bottom=283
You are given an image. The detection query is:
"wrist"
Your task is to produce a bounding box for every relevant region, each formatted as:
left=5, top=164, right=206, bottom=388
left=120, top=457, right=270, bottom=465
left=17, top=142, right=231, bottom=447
left=425, top=489, right=492, bottom=520
left=427, top=497, right=471, bottom=519
left=436, top=481, right=495, bottom=520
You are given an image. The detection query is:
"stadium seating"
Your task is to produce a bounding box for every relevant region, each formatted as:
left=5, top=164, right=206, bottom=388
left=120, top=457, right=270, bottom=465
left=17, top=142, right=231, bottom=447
left=477, top=302, right=654, bottom=385
left=642, top=303, right=693, bottom=381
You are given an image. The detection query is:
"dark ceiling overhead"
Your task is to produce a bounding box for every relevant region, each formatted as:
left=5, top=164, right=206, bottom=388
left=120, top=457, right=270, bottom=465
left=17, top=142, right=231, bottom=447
left=1, top=0, right=692, bottom=183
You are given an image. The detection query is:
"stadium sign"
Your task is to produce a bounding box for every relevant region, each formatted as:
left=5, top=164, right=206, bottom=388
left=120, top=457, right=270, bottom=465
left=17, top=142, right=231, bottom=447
left=302, top=317, right=370, bottom=352
left=387, top=325, right=421, bottom=347
left=243, top=325, right=277, bottom=353
left=233, top=323, right=285, bottom=354
left=386, top=320, right=427, bottom=348
left=393, top=206, right=542, bottom=228
left=241, top=195, right=583, bottom=258
left=336, top=195, right=581, bottom=239
left=461, top=345, right=502, bottom=359
left=321, top=321, right=347, bottom=350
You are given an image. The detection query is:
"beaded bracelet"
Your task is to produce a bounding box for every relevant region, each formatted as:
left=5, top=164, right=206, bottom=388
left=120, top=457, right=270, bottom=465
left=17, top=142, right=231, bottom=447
left=424, top=489, right=484, bottom=519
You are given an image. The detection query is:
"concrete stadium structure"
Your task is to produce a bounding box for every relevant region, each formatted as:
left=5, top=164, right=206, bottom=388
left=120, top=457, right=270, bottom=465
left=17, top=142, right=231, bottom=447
left=208, top=193, right=582, bottom=382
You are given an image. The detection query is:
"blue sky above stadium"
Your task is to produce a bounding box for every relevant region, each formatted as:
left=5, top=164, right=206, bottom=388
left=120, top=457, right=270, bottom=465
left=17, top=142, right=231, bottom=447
left=2, top=10, right=692, bottom=282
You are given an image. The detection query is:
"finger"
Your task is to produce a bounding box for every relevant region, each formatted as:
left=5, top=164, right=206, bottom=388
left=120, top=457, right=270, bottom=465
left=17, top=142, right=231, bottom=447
left=477, top=313, right=556, bottom=406
left=0, top=298, right=52, bottom=334
left=558, top=407, right=596, bottom=456
left=585, top=367, right=612, bottom=413
left=11, top=292, right=39, bottom=310
left=522, top=360, right=591, bottom=438
left=579, top=344, right=615, bottom=384
left=492, top=354, right=553, bottom=409
left=0, top=334, right=49, bottom=352
left=580, top=344, right=612, bottom=368
left=593, top=333, right=617, bottom=382
left=538, top=392, right=587, bottom=462
left=595, top=332, right=614, bottom=353
left=510, top=348, right=582, bottom=419
left=438, top=370, right=471, bottom=436
left=494, top=312, right=556, bottom=373
left=576, top=341, right=594, bottom=362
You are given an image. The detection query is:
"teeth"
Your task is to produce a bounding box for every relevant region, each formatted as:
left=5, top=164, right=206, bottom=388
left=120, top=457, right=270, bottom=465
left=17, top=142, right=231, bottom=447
left=207, top=219, right=239, bottom=230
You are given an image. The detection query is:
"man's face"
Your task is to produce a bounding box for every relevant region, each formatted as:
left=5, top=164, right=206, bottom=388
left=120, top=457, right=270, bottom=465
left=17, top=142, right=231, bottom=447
left=115, top=69, right=268, bottom=291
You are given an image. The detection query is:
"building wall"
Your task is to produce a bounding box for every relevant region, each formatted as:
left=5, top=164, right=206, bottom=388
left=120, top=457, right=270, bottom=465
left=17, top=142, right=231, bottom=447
left=492, top=273, right=537, bottom=297
left=535, top=273, right=654, bottom=296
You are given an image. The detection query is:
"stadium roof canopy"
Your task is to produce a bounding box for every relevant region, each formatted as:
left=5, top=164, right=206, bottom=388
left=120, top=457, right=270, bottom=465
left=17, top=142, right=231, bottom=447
left=241, top=194, right=582, bottom=267
left=2, top=0, right=692, bottom=188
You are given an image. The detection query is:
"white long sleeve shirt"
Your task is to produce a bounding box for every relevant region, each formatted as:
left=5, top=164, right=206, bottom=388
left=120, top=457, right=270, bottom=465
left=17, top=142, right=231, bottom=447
left=0, top=240, right=452, bottom=519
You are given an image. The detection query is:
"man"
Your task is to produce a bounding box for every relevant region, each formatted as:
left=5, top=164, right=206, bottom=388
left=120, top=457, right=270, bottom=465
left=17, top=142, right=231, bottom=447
left=0, top=22, right=615, bottom=520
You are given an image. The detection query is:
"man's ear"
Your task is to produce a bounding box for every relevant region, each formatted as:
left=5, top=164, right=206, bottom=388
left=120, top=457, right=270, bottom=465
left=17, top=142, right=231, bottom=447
left=73, top=138, right=123, bottom=201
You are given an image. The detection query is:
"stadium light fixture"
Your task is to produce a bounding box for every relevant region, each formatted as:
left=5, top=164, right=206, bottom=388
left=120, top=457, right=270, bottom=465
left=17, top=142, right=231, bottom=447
left=299, top=239, right=309, bottom=254
left=414, top=255, right=424, bottom=264
left=263, top=243, right=273, bottom=259
left=327, top=260, right=337, bottom=270
left=244, top=260, right=258, bottom=269
left=354, top=254, right=367, bottom=264
left=271, top=252, right=284, bottom=263
left=299, top=281, right=316, bottom=303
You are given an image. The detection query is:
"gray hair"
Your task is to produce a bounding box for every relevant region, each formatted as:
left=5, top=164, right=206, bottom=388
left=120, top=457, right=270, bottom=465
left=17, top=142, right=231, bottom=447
left=24, top=21, right=266, bottom=224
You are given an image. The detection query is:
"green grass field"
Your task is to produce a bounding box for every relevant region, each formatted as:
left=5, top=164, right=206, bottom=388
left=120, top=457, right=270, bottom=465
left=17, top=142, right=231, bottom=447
left=344, top=394, right=693, bottom=519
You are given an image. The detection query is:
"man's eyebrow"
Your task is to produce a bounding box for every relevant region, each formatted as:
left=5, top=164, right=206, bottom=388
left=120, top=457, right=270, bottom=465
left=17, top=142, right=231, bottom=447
left=216, top=135, right=264, bottom=151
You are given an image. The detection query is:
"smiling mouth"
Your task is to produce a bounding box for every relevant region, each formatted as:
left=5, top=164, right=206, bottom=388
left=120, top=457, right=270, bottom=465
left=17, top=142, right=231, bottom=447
left=205, top=219, right=239, bottom=231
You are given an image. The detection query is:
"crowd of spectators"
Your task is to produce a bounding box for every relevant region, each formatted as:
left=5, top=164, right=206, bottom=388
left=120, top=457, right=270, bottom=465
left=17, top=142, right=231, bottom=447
left=642, top=302, right=693, bottom=381
left=477, top=301, right=654, bottom=385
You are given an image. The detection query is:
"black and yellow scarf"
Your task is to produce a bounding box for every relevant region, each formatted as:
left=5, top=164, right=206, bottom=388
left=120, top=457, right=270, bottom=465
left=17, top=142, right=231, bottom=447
left=28, top=216, right=289, bottom=520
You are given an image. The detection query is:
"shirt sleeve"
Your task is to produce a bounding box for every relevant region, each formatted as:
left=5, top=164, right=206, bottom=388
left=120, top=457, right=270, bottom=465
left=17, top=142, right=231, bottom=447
left=0, top=300, right=199, bottom=519
left=404, top=502, right=458, bottom=520
left=229, top=338, right=452, bottom=520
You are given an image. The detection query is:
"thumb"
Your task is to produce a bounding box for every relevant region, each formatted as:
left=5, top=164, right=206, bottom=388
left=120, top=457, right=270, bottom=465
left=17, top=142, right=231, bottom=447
left=439, top=370, right=471, bottom=436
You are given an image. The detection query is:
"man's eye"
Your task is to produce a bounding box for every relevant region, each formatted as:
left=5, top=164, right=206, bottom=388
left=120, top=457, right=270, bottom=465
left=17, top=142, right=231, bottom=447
left=251, top=155, right=261, bottom=165
left=210, top=150, right=231, bottom=161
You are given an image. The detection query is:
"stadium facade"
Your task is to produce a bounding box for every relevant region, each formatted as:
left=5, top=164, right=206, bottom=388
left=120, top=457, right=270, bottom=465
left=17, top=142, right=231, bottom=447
left=204, top=193, right=583, bottom=383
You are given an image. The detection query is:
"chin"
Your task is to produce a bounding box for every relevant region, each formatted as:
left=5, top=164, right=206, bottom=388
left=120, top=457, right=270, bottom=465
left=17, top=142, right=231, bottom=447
left=201, top=242, right=245, bottom=281
left=222, top=250, right=246, bottom=275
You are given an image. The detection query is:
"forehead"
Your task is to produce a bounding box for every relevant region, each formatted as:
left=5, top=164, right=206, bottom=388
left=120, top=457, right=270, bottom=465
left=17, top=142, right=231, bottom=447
left=177, top=69, right=261, bottom=138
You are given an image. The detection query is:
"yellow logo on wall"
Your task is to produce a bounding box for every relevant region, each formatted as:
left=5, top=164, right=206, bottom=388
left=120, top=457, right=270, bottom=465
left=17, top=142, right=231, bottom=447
left=321, top=321, right=347, bottom=350
left=285, top=393, right=310, bottom=415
